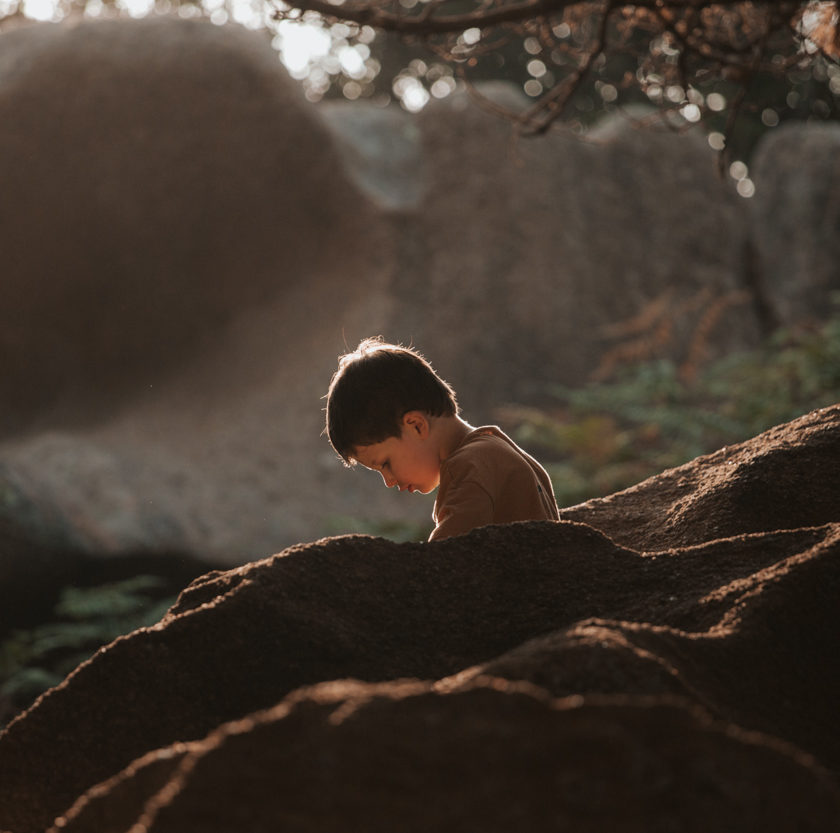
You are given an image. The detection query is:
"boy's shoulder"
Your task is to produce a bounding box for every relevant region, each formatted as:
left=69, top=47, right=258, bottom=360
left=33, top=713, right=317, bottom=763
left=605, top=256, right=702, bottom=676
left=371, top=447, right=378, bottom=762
left=445, top=426, right=530, bottom=470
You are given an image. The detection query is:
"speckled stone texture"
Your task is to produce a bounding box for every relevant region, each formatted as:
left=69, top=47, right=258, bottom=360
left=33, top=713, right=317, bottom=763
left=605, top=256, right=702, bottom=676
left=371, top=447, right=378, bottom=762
left=0, top=407, right=838, bottom=832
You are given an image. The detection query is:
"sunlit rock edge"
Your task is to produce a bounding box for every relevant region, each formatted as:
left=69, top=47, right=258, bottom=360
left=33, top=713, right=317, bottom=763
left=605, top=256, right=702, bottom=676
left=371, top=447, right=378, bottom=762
left=0, top=406, right=837, bottom=831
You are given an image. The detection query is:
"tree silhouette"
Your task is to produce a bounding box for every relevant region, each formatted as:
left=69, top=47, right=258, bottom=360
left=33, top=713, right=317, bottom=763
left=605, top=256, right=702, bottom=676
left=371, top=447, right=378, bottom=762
left=272, top=0, right=840, bottom=159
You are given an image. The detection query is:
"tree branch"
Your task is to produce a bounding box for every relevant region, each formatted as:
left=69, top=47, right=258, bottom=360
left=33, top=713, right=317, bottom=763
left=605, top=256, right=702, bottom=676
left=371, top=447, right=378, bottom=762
left=520, top=1, right=613, bottom=133
left=273, top=0, right=802, bottom=37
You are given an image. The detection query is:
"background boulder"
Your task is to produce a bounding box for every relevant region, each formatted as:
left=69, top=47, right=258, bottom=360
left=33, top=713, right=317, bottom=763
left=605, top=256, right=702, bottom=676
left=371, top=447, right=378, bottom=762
left=0, top=16, right=406, bottom=565
left=0, top=16, right=382, bottom=432
left=749, top=123, right=840, bottom=326
left=325, top=86, right=762, bottom=408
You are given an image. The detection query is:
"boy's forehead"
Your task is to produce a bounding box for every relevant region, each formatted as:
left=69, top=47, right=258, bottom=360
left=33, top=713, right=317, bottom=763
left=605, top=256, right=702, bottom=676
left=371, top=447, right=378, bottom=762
left=350, top=441, right=385, bottom=467
left=352, top=436, right=398, bottom=467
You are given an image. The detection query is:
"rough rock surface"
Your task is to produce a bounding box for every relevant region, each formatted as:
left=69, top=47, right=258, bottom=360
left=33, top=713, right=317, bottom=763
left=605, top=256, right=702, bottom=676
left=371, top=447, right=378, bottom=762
left=557, top=404, right=840, bottom=549
left=749, top=123, right=840, bottom=325
left=50, top=685, right=840, bottom=833
left=0, top=406, right=838, bottom=832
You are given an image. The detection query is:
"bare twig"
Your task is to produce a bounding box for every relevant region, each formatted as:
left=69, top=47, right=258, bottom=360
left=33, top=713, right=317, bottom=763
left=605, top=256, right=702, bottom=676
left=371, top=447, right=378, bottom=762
left=518, top=0, right=614, bottom=133
left=273, top=0, right=808, bottom=36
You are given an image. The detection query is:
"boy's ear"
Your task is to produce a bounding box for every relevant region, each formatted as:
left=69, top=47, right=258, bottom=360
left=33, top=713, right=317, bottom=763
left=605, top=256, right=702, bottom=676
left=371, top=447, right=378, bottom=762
left=402, top=410, right=430, bottom=438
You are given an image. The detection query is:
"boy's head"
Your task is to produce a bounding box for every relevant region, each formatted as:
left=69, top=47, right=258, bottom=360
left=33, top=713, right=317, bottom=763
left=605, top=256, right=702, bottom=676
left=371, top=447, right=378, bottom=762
left=325, top=337, right=458, bottom=467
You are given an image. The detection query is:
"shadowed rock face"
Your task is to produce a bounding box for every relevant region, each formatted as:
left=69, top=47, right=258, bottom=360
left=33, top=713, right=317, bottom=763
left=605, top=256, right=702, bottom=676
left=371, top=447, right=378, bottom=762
left=0, top=407, right=838, bottom=832
left=51, top=684, right=840, bottom=833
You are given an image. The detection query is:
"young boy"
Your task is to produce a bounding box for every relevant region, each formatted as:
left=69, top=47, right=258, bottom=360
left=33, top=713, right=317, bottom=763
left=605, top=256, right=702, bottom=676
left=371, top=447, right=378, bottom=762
left=325, top=337, right=559, bottom=541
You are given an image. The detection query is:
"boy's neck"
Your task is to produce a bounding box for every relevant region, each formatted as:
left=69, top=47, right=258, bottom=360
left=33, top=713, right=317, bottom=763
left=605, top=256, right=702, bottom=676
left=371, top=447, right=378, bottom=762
left=433, top=415, right=475, bottom=463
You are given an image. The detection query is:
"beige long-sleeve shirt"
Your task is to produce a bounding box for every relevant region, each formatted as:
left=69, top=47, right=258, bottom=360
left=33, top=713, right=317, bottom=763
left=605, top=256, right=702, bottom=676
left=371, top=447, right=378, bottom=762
left=430, top=426, right=559, bottom=541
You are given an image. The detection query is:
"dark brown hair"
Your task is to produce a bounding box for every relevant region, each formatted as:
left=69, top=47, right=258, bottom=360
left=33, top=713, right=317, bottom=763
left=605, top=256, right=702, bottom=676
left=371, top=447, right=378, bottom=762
left=325, top=337, right=458, bottom=463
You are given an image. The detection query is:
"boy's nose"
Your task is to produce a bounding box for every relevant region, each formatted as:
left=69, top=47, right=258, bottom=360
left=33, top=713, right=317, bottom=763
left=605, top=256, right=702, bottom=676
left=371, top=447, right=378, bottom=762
left=381, top=472, right=397, bottom=488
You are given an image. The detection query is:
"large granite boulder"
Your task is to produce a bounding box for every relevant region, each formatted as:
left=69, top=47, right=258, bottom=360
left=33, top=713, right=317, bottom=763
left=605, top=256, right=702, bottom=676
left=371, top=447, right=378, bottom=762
left=0, top=16, right=407, bottom=565
left=376, top=87, right=761, bottom=406
left=0, top=16, right=381, bottom=433
left=322, top=89, right=764, bottom=409
left=0, top=406, right=838, bottom=832
left=749, top=122, right=840, bottom=325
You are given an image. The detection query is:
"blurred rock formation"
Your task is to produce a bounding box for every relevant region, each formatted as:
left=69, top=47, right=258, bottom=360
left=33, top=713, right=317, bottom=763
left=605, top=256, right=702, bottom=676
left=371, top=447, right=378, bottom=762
left=748, top=123, right=840, bottom=326
left=0, top=16, right=400, bottom=571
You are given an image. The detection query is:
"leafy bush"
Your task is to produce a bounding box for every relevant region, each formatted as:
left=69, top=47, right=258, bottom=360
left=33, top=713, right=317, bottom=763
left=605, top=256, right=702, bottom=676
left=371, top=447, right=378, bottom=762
left=502, top=308, right=840, bottom=507
left=0, top=576, right=176, bottom=726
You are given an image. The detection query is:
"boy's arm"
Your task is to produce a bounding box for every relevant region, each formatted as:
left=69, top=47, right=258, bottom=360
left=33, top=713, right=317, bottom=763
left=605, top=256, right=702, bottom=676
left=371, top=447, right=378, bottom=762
left=428, top=479, right=494, bottom=541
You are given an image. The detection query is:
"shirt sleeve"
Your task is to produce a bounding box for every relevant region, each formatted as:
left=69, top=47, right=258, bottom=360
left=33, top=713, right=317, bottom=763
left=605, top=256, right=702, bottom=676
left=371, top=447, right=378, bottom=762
left=429, top=478, right=495, bottom=541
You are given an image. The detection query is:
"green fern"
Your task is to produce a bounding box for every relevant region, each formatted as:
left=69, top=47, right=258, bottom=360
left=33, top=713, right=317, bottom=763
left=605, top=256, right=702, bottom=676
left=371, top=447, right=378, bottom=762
left=1, top=576, right=177, bottom=723
left=513, top=306, right=840, bottom=507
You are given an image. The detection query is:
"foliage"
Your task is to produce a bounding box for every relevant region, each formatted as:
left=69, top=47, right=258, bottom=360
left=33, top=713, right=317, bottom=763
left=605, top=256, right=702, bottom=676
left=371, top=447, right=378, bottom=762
left=502, top=305, right=840, bottom=507
left=0, top=575, right=176, bottom=726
